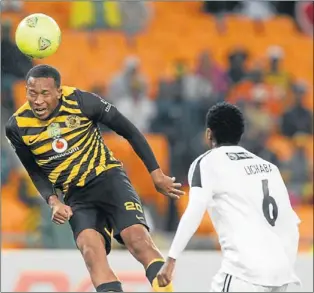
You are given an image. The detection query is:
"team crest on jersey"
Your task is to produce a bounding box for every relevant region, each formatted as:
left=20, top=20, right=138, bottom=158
left=65, top=115, right=80, bottom=129
left=52, top=138, right=68, bottom=153
left=47, top=123, right=61, bottom=139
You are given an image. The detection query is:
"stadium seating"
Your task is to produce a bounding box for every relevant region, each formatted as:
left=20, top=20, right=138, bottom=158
left=2, top=2, right=313, bottom=250
left=5, top=2, right=313, bottom=109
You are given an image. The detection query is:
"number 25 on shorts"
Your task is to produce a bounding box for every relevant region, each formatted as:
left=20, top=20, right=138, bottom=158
left=124, top=201, right=143, bottom=213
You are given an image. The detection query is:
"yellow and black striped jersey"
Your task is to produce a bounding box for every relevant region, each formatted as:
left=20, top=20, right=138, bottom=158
left=6, top=86, right=159, bottom=201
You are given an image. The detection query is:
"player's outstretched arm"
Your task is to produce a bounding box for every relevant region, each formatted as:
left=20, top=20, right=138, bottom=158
left=77, top=90, right=185, bottom=199
left=157, top=186, right=208, bottom=287
left=5, top=116, right=57, bottom=203
left=157, top=158, right=213, bottom=287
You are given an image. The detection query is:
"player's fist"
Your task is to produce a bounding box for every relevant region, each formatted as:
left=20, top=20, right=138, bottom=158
left=157, top=257, right=176, bottom=287
left=48, top=195, right=73, bottom=225
left=151, top=169, right=185, bottom=200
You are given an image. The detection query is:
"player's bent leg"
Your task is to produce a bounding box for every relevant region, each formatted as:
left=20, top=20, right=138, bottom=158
left=105, top=168, right=173, bottom=291
left=76, top=229, right=123, bottom=292
left=120, top=224, right=174, bottom=292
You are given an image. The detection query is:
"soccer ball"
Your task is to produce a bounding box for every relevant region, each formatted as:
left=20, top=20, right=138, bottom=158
left=15, top=13, right=61, bottom=59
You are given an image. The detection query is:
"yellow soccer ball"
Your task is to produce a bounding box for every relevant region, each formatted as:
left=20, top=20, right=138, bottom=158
left=15, top=13, right=61, bottom=59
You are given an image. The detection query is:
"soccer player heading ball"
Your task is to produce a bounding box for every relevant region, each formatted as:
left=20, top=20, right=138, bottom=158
left=157, top=103, right=301, bottom=292
left=6, top=65, right=185, bottom=292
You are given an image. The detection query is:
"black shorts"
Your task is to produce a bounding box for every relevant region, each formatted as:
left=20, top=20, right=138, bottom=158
left=64, top=167, right=149, bottom=255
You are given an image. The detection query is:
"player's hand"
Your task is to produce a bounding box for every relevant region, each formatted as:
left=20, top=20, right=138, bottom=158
left=48, top=195, right=73, bottom=225
left=151, top=169, right=185, bottom=200
left=157, top=257, right=176, bottom=287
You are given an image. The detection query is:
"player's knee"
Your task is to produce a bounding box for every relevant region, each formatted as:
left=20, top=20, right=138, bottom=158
left=76, top=230, right=104, bottom=271
left=79, top=242, right=99, bottom=269
left=122, top=225, right=155, bottom=257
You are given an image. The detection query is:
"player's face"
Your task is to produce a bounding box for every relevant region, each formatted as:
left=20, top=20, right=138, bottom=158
left=26, top=77, right=62, bottom=120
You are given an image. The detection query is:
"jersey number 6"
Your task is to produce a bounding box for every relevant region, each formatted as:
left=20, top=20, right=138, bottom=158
left=262, top=179, right=278, bottom=226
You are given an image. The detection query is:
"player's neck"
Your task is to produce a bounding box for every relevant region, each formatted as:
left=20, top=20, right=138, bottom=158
left=215, top=142, right=238, bottom=148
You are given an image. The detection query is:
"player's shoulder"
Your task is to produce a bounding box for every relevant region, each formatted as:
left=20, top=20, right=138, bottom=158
left=256, top=154, right=280, bottom=172
left=64, top=87, right=98, bottom=99
left=189, top=150, right=212, bottom=168
left=62, top=86, right=77, bottom=98
left=7, top=103, right=32, bottom=131
left=6, top=103, right=35, bottom=137
left=243, top=147, right=280, bottom=171
left=5, top=114, right=19, bottom=136
left=13, top=102, right=32, bottom=117
left=61, top=86, right=81, bottom=104
left=66, top=87, right=110, bottom=106
left=188, top=150, right=213, bottom=177
left=61, top=86, right=101, bottom=110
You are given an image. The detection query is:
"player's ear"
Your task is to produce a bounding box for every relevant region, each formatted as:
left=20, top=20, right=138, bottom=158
left=206, top=128, right=212, bottom=142
left=57, top=87, right=62, bottom=99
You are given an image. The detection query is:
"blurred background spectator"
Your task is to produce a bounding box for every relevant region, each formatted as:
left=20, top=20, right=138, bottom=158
left=1, top=1, right=313, bottom=253
left=1, top=20, right=33, bottom=115
left=108, top=56, right=148, bottom=103
left=0, top=0, right=23, bottom=12
left=281, top=81, right=313, bottom=137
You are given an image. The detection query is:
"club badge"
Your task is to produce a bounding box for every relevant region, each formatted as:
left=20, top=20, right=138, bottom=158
left=65, top=115, right=80, bottom=129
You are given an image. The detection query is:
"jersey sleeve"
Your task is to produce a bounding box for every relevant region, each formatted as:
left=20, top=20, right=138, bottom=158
left=188, top=156, right=214, bottom=197
left=77, top=90, right=159, bottom=173
left=168, top=157, right=213, bottom=259
left=5, top=116, right=56, bottom=202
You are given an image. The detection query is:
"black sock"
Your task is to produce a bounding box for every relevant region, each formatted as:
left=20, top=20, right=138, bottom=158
left=145, top=260, right=165, bottom=284
left=96, top=281, right=123, bottom=292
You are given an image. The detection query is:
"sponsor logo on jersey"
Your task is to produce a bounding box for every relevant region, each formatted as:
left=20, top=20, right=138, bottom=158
left=28, top=136, right=37, bottom=144
left=52, top=138, right=68, bottom=153
left=226, top=152, right=254, bottom=161
left=49, top=146, right=80, bottom=160
left=100, top=99, right=112, bottom=112
left=136, top=215, right=145, bottom=221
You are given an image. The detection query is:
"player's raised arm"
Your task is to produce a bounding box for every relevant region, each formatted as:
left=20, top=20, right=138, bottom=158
left=157, top=157, right=213, bottom=287
left=77, top=90, right=185, bottom=199
left=5, top=116, right=56, bottom=202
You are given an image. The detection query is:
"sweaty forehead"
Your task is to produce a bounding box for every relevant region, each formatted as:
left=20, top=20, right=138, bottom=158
left=27, top=77, right=56, bottom=90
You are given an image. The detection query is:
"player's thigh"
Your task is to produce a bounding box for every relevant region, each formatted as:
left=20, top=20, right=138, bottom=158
left=68, top=206, right=112, bottom=255
left=103, top=167, right=149, bottom=244
left=210, top=272, right=268, bottom=292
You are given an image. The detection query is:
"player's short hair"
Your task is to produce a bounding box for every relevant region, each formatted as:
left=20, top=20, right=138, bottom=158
left=26, top=64, right=61, bottom=88
left=206, top=102, right=244, bottom=145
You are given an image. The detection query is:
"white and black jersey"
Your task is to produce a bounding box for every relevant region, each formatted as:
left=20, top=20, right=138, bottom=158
left=168, top=145, right=300, bottom=288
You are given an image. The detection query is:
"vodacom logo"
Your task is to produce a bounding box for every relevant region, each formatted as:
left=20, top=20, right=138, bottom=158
left=52, top=138, right=68, bottom=153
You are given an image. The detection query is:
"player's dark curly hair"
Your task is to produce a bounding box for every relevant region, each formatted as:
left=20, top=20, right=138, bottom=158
left=26, top=64, right=61, bottom=87
left=206, top=102, right=244, bottom=145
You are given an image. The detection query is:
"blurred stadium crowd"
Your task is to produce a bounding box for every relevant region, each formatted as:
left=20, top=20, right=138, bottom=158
left=1, top=1, right=313, bottom=252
